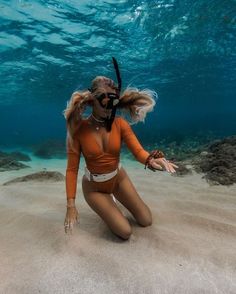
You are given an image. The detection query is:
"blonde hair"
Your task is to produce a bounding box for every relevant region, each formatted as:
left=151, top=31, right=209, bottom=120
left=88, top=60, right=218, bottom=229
left=118, top=86, right=157, bottom=125
left=62, top=76, right=158, bottom=152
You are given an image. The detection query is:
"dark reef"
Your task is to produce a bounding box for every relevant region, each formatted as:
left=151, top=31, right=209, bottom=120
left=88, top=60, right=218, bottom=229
left=192, top=135, right=236, bottom=186
left=0, top=151, right=31, bottom=172
left=124, top=134, right=236, bottom=185
left=32, top=139, right=66, bottom=159
left=3, top=171, right=65, bottom=186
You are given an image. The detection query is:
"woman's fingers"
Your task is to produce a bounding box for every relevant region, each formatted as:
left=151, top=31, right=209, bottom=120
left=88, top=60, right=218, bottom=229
left=64, top=219, right=74, bottom=234
left=151, top=161, right=163, bottom=170
left=165, top=162, right=176, bottom=173
left=159, top=158, right=171, bottom=172
left=65, top=222, right=73, bottom=235
left=64, top=218, right=69, bottom=233
left=169, top=165, right=176, bottom=173
left=64, top=209, right=80, bottom=234
left=149, top=158, right=163, bottom=170
left=69, top=221, right=74, bottom=234
left=155, top=158, right=178, bottom=173
left=64, top=222, right=70, bottom=234
left=169, top=162, right=179, bottom=168
left=168, top=162, right=179, bottom=173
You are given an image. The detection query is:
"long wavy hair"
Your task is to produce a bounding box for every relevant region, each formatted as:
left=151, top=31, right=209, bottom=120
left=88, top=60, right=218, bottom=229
left=62, top=76, right=158, bottom=153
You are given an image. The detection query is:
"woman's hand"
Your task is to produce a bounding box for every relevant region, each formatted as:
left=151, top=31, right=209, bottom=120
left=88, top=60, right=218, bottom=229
left=148, top=157, right=179, bottom=173
left=64, top=206, right=80, bottom=234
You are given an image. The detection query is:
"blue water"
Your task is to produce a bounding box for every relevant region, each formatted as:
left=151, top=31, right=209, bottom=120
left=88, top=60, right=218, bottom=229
left=0, top=0, right=235, bottom=152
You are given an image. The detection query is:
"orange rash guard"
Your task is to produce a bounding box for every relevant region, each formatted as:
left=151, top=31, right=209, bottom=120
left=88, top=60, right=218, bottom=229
left=65, top=116, right=150, bottom=199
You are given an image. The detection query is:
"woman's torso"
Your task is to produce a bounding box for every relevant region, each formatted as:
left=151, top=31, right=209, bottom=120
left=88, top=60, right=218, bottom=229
left=78, top=116, right=122, bottom=173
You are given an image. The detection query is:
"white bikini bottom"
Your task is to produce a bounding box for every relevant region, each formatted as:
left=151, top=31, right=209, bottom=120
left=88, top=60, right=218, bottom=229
left=84, top=162, right=122, bottom=182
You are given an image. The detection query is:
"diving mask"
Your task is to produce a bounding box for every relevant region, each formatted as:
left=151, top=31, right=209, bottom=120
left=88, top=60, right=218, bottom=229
left=95, top=92, right=120, bottom=109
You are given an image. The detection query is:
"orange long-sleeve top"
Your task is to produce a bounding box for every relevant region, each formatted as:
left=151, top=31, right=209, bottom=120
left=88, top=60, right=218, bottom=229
left=65, top=116, right=150, bottom=199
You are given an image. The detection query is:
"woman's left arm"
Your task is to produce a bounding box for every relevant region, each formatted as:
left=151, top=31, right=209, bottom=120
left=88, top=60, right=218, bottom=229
left=119, top=117, right=178, bottom=173
left=119, top=117, right=150, bottom=165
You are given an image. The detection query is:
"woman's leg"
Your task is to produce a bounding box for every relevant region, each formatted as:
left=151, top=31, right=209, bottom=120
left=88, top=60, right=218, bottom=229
left=112, top=167, right=152, bottom=227
left=82, top=175, right=132, bottom=240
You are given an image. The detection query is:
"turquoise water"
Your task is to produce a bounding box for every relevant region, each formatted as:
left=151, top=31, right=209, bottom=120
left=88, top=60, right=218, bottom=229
left=0, top=0, right=235, bottom=154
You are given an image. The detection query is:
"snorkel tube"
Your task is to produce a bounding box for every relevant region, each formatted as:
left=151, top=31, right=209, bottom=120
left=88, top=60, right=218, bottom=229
left=105, top=57, right=122, bottom=132
left=112, top=56, right=122, bottom=93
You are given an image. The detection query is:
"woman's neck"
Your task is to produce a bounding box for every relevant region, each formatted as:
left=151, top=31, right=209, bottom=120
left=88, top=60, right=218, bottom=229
left=91, top=113, right=105, bottom=123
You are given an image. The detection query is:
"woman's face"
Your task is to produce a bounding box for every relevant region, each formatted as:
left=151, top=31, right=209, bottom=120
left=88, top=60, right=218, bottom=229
left=92, top=85, right=117, bottom=119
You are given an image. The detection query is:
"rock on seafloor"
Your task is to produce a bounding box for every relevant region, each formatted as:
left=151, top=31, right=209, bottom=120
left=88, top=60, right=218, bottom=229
left=2, top=171, right=65, bottom=186
left=192, top=135, right=236, bottom=185
left=0, top=150, right=31, bottom=172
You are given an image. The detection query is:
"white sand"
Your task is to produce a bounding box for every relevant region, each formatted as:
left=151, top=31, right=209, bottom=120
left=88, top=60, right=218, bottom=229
left=0, top=160, right=236, bottom=294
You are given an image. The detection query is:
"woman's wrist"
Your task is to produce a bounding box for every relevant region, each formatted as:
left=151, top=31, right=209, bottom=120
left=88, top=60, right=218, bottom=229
left=67, top=198, right=75, bottom=207
left=144, top=149, right=165, bottom=169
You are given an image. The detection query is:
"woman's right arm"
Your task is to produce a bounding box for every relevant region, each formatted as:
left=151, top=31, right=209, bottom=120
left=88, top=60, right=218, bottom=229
left=65, top=133, right=81, bottom=203
left=64, top=134, right=81, bottom=233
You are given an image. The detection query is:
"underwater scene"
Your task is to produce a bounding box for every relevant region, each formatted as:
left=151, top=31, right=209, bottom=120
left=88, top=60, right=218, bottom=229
left=1, top=1, right=236, bottom=293
left=0, top=0, right=235, bottom=184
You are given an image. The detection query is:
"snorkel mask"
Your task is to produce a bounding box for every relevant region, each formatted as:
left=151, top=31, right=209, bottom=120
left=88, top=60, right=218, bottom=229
left=94, top=92, right=120, bottom=110
left=89, top=57, right=122, bottom=132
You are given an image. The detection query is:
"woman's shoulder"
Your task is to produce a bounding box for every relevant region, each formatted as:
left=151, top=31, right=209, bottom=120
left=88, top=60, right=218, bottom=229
left=115, top=115, right=126, bottom=122
left=115, top=116, right=129, bottom=126
left=73, top=119, right=88, bottom=136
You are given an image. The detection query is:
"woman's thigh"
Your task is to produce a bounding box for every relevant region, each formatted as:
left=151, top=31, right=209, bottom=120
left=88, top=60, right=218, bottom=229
left=113, top=167, right=152, bottom=227
left=82, top=175, right=132, bottom=240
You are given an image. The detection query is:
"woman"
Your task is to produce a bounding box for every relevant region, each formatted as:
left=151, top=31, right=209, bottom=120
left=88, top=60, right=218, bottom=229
left=63, top=58, right=178, bottom=240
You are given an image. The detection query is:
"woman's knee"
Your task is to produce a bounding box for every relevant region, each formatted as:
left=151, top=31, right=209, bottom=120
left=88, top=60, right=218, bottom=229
left=115, top=224, right=132, bottom=240
left=138, top=216, right=152, bottom=227
left=82, top=186, right=132, bottom=239
left=135, top=205, right=152, bottom=227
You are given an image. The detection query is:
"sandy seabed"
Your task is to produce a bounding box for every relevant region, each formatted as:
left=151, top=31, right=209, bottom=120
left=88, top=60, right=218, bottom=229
left=0, top=158, right=236, bottom=294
